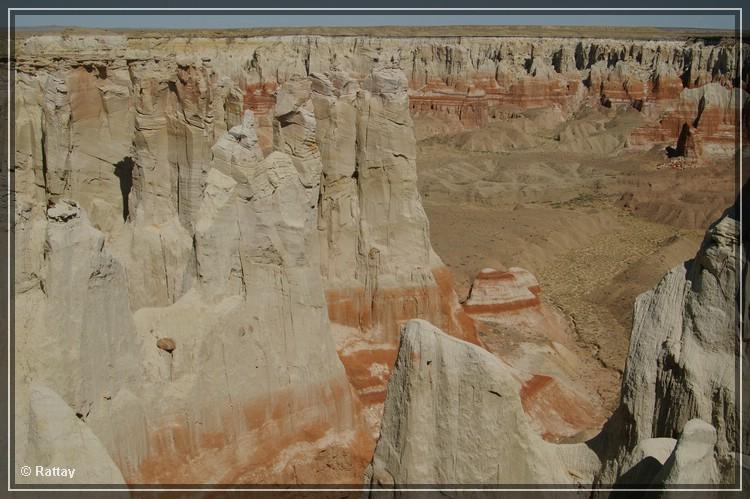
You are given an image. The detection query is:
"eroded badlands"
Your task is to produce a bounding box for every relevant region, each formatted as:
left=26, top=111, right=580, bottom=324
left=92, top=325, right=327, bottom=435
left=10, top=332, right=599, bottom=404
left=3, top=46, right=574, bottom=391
left=12, top=26, right=748, bottom=488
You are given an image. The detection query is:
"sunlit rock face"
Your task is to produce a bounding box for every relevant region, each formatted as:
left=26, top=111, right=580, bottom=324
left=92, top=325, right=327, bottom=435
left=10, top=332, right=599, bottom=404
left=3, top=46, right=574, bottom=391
left=367, top=319, right=602, bottom=487
left=15, top=70, right=367, bottom=482
left=12, top=30, right=744, bottom=486
left=14, top=36, right=477, bottom=484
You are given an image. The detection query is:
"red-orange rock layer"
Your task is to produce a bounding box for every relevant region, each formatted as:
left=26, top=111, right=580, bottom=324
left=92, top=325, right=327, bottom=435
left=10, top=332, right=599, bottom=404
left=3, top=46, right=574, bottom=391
left=519, top=374, right=605, bottom=443
left=474, top=269, right=517, bottom=281
left=325, top=267, right=478, bottom=346
left=128, top=376, right=368, bottom=484
left=600, top=78, right=648, bottom=106
left=327, top=267, right=478, bottom=425
left=463, top=297, right=541, bottom=314
left=407, top=76, right=587, bottom=133
left=630, top=98, right=738, bottom=155
left=335, top=342, right=397, bottom=467
left=243, top=83, right=277, bottom=154
left=433, top=266, right=480, bottom=345
left=496, top=77, right=581, bottom=109
left=464, top=267, right=542, bottom=316
left=337, top=346, right=398, bottom=407
left=650, top=74, right=684, bottom=101
left=409, top=94, right=489, bottom=128
left=68, top=67, right=107, bottom=123
left=243, top=82, right=277, bottom=116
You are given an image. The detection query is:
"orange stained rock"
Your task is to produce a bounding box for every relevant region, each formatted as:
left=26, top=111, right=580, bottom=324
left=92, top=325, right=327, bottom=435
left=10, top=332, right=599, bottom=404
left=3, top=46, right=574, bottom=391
left=324, top=267, right=478, bottom=346
left=520, top=374, right=606, bottom=442
left=130, top=376, right=365, bottom=484
left=243, top=82, right=278, bottom=115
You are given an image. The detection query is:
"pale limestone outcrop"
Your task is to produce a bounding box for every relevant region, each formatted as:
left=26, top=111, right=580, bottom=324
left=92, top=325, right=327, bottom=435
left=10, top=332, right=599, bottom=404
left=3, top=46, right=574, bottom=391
left=367, top=319, right=600, bottom=486
left=13, top=66, right=364, bottom=483
left=311, top=70, right=362, bottom=287
left=15, top=139, right=362, bottom=484
left=615, top=437, right=677, bottom=486
left=14, top=199, right=151, bottom=482
left=126, top=107, right=361, bottom=482
left=313, top=67, right=432, bottom=294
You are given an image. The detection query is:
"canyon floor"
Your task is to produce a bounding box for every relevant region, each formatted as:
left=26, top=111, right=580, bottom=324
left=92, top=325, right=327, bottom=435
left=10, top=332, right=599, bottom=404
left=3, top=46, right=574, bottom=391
left=415, top=106, right=737, bottom=415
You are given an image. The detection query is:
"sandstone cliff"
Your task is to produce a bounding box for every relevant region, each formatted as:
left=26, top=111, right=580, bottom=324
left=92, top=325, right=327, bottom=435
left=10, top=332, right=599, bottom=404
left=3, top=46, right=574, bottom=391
left=367, top=319, right=601, bottom=487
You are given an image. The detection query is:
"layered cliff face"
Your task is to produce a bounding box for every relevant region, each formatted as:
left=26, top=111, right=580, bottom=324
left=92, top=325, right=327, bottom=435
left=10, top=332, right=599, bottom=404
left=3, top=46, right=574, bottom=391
left=12, top=29, right=744, bottom=487
left=309, top=69, right=477, bottom=427
left=14, top=33, right=479, bottom=483
left=16, top=32, right=748, bottom=157
left=370, top=186, right=745, bottom=487
left=312, top=69, right=475, bottom=344
left=15, top=69, right=366, bottom=482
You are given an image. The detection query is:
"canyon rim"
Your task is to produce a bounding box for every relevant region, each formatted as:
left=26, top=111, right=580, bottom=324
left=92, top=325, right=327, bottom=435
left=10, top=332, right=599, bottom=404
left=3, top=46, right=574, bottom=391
left=7, top=14, right=748, bottom=494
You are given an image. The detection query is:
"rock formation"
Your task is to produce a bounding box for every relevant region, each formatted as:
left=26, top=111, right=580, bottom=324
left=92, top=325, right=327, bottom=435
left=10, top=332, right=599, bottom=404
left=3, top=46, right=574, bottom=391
left=312, top=68, right=476, bottom=345
left=15, top=31, right=749, bottom=152
left=594, top=183, right=745, bottom=486
left=367, top=319, right=601, bottom=487
left=14, top=38, right=474, bottom=483
left=15, top=125, right=366, bottom=483
left=464, top=268, right=610, bottom=442
left=11, top=27, right=745, bottom=487
left=18, top=385, right=126, bottom=485
left=630, top=82, right=740, bottom=157
left=370, top=185, right=745, bottom=487
left=464, top=267, right=542, bottom=314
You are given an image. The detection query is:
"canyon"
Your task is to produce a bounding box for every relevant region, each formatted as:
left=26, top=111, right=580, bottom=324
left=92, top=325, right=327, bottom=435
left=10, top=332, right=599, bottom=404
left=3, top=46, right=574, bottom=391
left=11, top=25, right=747, bottom=489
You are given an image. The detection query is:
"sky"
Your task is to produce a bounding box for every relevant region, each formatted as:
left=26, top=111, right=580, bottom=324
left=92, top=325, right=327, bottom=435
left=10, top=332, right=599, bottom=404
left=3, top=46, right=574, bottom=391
left=12, top=13, right=737, bottom=31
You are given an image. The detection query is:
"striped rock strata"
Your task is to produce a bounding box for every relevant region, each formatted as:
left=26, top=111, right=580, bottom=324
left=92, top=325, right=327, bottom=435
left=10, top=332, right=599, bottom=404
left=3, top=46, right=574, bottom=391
left=15, top=31, right=748, bottom=154
left=464, top=267, right=609, bottom=443
left=14, top=61, right=473, bottom=485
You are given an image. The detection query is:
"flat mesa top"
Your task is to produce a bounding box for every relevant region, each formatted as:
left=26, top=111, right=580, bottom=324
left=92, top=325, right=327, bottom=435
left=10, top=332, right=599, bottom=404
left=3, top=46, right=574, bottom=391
left=13, top=24, right=739, bottom=42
